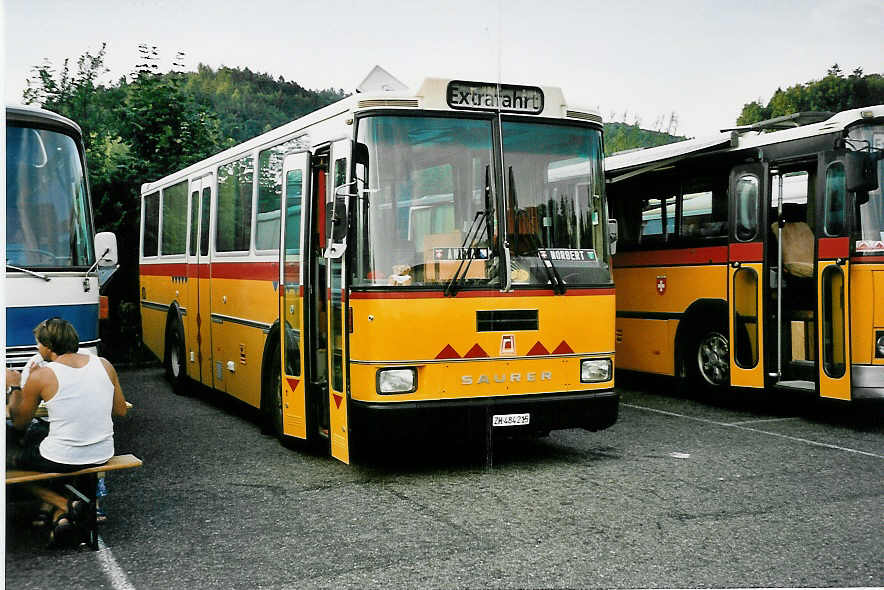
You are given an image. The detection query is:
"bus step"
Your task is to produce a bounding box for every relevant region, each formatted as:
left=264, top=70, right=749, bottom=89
left=773, top=380, right=815, bottom=392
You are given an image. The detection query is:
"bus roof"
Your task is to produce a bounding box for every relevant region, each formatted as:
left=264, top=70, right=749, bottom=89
left=141, top=75, right=602, bottom=194
left=6, top=104, right=84, bottom=138
left=605, top=104, right=884, bottom=178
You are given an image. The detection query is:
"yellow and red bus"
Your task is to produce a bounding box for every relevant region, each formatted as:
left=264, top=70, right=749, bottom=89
left=605, top=105, right=884, bottom=402
left=139, top=74, right=618, bottom=462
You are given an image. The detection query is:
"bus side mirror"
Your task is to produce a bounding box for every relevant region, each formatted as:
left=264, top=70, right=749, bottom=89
left=326, top=183, right=352, bottom=259
left=94, top=232, right=118, bottom=267
left=845, top=151, right=879, bottom=193
left=608, top=219, right=618, bottom=256
left=93, top=231, right=119, bottom=288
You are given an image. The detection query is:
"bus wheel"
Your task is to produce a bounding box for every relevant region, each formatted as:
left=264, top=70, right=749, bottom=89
left=692, top=324, right=730, bottom=390
left=164, top=320, right=188, bottom=395
left=262, top=344, right=284, bottom=439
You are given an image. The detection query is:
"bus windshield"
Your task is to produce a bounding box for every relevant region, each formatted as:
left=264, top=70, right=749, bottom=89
left=503, top=120, right=609, bottom=286
left=351, top=115, right=609, bottom=288
left=851, top=124, right=884, bottom=244
left=5, top=125, right=94, bottom=268
left=352, top=115, right=498, bottom=288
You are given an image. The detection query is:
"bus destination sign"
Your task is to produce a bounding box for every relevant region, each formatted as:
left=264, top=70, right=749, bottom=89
left=447, top=81, right=544, bottom=114
left=434, top=247, right=491, bottom=261
left=538, top=249, right=597, bottom=262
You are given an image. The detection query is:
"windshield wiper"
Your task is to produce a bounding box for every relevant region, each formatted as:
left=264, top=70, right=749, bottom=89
left=6, top=263, right=51, bottom=282
left=445, top=210, right=490, bottom=297
left=537, top=249, right=566, bottom=294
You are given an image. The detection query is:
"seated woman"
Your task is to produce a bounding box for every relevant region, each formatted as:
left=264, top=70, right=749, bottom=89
left=6, top=318, right=128, bottom=543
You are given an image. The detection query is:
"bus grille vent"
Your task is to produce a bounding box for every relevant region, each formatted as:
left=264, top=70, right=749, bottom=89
left=357, top=99, right=419, bottom=109
left=477, top=310, right=539, bottom=332
left=566, top=110, right=603, bottom=124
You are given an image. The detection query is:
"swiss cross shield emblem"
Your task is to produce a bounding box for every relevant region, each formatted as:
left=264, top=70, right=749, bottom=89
left=656, top=275, right=667, bottom=295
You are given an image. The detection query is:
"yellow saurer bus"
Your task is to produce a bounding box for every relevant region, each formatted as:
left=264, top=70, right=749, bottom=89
left=140, top=74, right=618, bottom=462
left=606, top=105, right=884, bottom=402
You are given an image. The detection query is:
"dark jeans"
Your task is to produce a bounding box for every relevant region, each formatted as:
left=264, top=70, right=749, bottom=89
left=7, top=419, right=106, bottom=472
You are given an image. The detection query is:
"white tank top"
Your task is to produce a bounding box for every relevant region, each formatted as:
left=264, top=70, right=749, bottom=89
left=40, top=355, right=115, bottom=465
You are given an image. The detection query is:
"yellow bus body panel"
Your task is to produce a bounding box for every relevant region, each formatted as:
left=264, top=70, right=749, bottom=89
left=348, top=292, right=615, bottom=403
left=614, top=265, right=726, bottom=376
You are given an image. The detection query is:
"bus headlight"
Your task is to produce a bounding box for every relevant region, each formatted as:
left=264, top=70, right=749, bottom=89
left=580, top=359, right=612, bottom=383
left=377, top=368, right=417, bottom=394
left=876, top=331, right=884, bottom=358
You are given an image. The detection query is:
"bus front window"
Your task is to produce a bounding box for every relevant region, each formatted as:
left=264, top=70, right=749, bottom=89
left=851, top=125, right=884, bottom=246
left=503, top=121, right=610, bottom=286
left=5, top=126, right=94, bottom=268
left=353, top=115, right=498, bottom=288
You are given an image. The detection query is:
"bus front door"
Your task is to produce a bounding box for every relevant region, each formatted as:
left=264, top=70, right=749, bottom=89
left=728, top=164, right=767, bottom=388
left=280, top=153, right=310, bottom=438
left=326, top=140, right=352, bottom=464
left=816, top=153, right=851, bottom=400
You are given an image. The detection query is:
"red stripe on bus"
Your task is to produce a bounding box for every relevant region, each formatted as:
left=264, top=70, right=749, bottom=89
left=818, top=237, right=849, bottom=259
left=613, top=246, right=728, bottom=267
left=348, top=288, right=615, bottom=299
left=140, top=261, right=280, bottom=281
left=851, top=256, right=884, bottom=264
left=139, top=262, right=187, bottom=276
left=728, top=242, right=763, bottom=262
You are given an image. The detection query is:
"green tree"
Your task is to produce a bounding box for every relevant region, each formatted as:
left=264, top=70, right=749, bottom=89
left=737, top=65, right=884, bottom=126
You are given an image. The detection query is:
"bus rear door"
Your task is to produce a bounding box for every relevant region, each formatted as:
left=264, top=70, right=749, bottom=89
left=728, top=163, right=767, bottom=388
left=189, top=174, right=214, bottom=387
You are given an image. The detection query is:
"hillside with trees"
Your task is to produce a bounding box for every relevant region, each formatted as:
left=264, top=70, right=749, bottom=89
left=737, top=65, right=884, bottom=125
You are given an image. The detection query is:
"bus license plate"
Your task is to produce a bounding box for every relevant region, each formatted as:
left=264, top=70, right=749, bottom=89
left=492, top=413, right=530, bottom=427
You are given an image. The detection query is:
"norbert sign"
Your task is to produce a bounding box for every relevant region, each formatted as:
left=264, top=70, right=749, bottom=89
left=447, top=81, right=544, bottom=114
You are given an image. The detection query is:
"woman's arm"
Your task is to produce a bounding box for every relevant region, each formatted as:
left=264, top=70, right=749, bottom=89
left=101, top=357, right=128, bottom=417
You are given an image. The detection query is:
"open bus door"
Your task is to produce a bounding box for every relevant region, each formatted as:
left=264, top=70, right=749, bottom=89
left=728, top=163, right=767, bottom=388
left=326, top=139, right=352, bottom=463
left=279, top=153, right=310, bottom=438
left=816, top=152, right=851, bottom=400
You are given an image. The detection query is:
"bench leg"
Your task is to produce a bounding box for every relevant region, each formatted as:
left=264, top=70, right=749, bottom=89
left=65, top=474, right=98, bottom=550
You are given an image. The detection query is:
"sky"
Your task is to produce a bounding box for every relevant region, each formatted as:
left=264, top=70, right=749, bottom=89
left=3, top=0, right=883, bottom=138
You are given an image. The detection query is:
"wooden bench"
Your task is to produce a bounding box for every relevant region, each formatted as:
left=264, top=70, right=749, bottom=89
left=6, top=454, right=142, bottom=549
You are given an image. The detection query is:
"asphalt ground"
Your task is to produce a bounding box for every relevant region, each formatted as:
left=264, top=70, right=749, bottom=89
left=5, top=367, right=883, bottom=589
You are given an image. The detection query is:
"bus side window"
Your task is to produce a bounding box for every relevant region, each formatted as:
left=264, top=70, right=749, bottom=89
left=735, top=175, right=759, bottom=242
left=161, top=180, right=187, bottom=256
left=216, top=155, right=255, bottom=253
left=143, top=191, right=160, bottom=257
left=824, top=162, right=846, bottom=236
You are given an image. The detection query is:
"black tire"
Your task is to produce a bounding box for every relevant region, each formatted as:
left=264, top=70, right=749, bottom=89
left=262, top=343, right=284, bottom=439
left=163, top=319, right=188, bottom=395
left=687, top=320, right=730, bottom=392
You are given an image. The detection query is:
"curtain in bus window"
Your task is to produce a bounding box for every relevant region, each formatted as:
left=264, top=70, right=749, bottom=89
left=161, top=180, right=188, bottom=256
left=216, top=156, right=254, bottom=252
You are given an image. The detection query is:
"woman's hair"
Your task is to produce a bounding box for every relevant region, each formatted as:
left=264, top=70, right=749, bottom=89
left=34, top=317, right=79, bottom=355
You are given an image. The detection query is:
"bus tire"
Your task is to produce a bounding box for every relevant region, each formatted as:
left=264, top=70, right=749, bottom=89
left=261, top=342, right=284, bottom=439
left=164, top=318, right=188, bottom=395
left=687, top=318, right=730, bottom=393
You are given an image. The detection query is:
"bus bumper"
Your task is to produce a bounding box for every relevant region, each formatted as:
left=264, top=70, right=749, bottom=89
left=349, top=389, right=619, bottom=438
left=851, top=365, right=884, bottom=401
